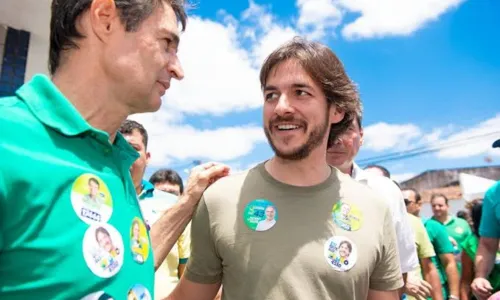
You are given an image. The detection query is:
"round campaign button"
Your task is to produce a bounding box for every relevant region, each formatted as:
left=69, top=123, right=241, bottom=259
left=80, top=291, right=114, bottom=300
left=324, top=236, right=358, bottom=272
left=71, top=174, right=113, bottom=224
left=455, top=227, right=464, bottom=234
left=82, top=223, right=124, bottom=278
left=130, top=217, right=150, bottom=264
left=127, top=284, right=152, bottom=300
left=244, top=199, right=278, bottom=232
left=332, top=201, right=363, bottom=231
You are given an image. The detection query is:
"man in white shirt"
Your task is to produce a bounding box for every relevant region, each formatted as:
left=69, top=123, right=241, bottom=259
left=326, top=114, right=424, bottom=298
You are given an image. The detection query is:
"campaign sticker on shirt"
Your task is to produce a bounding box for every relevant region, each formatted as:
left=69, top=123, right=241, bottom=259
left=83, top=223, right=124, bottom=278
left=455, top=227, right=464, bottom=234
left=324, top=236, right=358, bottom=272
left=71, top=174, right=113, bottom=224
left=127, top=284, right=152, bottom=300
left=130, top=217, right=150, bottom=264
left=80, top=291, right=114, bottom=300
left=244, top=199, right=278, bottom=232
left=332, top=201, right=363, bottom=231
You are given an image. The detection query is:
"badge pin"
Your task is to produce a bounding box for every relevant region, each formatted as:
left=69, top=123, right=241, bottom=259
left=130, top=217, right=150, bottom=264
left=128, top=284, right=152, bottom=300
left=332, top=201, right=363, bottom=231
left=82, top=223, right=124, bottom=278
left=243, top=199, right=278, bottom=232
left=324, top=236, right=358, bottom=272
left=71, top=174, right=113, bottom=224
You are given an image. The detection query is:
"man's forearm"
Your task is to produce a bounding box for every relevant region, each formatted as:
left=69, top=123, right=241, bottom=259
left=475, top=238, right=497, bottom=278
left=150, top=199, right=197, bottom=270
left=423, top=261, right=444, bottom=300
left=444, top=259, right=460, bottom=297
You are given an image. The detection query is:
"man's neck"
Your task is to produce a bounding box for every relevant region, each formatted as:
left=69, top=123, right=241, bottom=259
left=265, top=150, right=331, bottom=187
left=435, top=214, right=450, bottom=224
left=51, top=59, right=129, bottom=143
left=337, top=162, right=354, bottom=177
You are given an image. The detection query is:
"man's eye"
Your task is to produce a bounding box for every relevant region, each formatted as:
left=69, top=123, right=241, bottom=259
left=296, top=90, right=308, bottom=96
left=265, top=93, right=278, bottom=101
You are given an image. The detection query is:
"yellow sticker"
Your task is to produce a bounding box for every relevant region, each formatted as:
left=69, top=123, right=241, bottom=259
left=332, top=201, right=363, bottom=231
left=130, top=217, right=150, bottom=264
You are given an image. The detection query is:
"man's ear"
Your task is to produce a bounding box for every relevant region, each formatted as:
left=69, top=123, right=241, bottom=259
left=88, top=0, right=121, bottom=43
left=330, top=106, right=345, bottom=124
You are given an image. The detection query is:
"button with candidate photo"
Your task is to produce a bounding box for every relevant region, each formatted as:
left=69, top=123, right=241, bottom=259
left=71, top=174, right=113, bottom=224
left=244, top=199, right=278, bottom=232
left=82, top=223, right=124, bottom=278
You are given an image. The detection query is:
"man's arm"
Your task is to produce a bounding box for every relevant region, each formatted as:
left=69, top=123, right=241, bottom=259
left=475, top=237, right=497, bottom=280
left=367, top=289, right=400, bottom=300
left=166, top=278, right=221, bottom=300
left=460, top=251, right=474, bottom=300
left=471, top=237, right=497, bottom=299
left=438, top=253, right=460, bottom=298
left=150, top=163, right=229, bottom=270
left=421, top=257, right=444, bottom=300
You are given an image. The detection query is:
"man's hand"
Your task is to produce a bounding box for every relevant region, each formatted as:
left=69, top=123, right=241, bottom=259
left=404, top=277, right=432, bottom=300
left=471, top=277, right=493, bottom=300
left=182, top=162, right=230, bottom=205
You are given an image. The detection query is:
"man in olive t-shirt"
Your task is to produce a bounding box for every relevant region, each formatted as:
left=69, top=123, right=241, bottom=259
left=167, top=37, right=403, bottom=300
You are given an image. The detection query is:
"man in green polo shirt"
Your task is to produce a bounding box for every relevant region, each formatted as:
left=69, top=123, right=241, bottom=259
left=0, top=1, right=228, bottom=299
left=430, top=193, right=473, bottom=275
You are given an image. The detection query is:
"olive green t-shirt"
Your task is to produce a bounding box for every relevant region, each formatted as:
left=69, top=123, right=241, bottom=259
left=0, top=75, right=154, bottom=299
left=185, top=163, right=403, bottom=300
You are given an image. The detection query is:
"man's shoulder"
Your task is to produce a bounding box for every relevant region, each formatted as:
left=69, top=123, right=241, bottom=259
left=485, top=181, right=500, bottom=203
left=204, top=169, right=251, bottom=197
left=337, top=169, right=390, bottom=210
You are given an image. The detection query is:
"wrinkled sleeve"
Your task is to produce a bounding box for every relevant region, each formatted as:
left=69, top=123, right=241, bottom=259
left=369, top=206, right=404, bottom=291
left=184, top=196, right=222, bottom=284
left=479, top=182, right=500, bottom=238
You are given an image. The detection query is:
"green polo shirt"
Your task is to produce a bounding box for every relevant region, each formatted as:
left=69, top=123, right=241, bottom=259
left=432, top=215, right=472, bottom=275
left=424, top=218, right=454, bottom=298
left=0, top=75, right=154, bottom=299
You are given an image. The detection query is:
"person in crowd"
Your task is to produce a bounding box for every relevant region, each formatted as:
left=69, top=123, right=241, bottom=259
left=404, top=198, right=444, bottom=300
left=364, top=164, right=391, bottom=178
left=460, top=198, right=500, bottom=300
left=167, top=37, right=403, bottom=300
left=403, top=188, right=461, bottom=300
left=148, top=168, right=192, bottom=298
left=472, top=139, right=500, bottom=300
left=431, top=193, right=473, bottom=275
left=150, top=169, right=185, bottom=196
left=0, top=1, right=228, bottom=298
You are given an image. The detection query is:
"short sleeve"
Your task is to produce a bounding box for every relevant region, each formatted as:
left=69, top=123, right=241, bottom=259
left=432, top=222, right=454, bottom=255
left=184, top=197, right=222, bottom=284
left=479, top=182, right=500, bottom=238
left=178, top=222, right=191, bottom=264
left=369, top=206, right=405, bottom=291
left=414, top=218, right=435, bottom=259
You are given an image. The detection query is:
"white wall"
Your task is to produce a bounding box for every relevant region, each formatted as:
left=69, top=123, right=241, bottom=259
left=25, top=33, right=50, bottom=81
